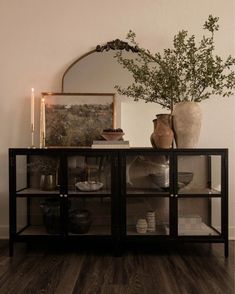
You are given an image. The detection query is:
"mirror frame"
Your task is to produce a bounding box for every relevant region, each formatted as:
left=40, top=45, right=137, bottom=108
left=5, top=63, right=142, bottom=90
left=61, top=39, right=139, bottom=92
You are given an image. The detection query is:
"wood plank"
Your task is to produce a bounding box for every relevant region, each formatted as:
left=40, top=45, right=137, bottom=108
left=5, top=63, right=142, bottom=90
left=0, top=241, right=233, bottom=294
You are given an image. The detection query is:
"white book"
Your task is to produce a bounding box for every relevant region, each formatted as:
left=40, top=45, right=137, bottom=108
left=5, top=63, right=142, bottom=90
left=93, top=140, right=129, bottom=145
left=92, top=144, right=130, bottom=149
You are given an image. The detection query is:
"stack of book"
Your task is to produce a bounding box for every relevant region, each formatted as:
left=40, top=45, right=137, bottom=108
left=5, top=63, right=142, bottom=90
left=91, top=140, right=130, bottom=149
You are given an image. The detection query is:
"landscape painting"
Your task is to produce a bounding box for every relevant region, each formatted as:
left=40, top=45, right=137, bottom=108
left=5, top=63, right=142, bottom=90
left=41, top=93, right=116, bottom=147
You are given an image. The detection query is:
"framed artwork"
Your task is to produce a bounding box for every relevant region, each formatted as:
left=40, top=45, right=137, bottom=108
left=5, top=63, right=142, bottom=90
left=40, top=92, right=116, bottom=147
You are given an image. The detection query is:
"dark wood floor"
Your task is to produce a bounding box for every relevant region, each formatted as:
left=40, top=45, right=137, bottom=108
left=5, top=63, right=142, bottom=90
left=0, top=241, right=234, bottom=294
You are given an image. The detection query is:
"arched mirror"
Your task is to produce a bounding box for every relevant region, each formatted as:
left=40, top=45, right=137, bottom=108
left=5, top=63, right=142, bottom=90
left=61, top=39, right=161, bottom=146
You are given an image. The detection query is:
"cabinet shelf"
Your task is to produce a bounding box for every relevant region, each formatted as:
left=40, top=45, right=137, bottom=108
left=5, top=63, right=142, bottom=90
left=16, top=188, right=59, bottom=196
left=178, top=188, right=221, bottom=196
left=126, top=188, right=169, bottom=196
left=17, top=225, right=111, bottom=236
left=127, top=224, right=169, bottom=236
left=178, top=223, right=220, bottom=236
left=68, top=189, right=112, bottom=197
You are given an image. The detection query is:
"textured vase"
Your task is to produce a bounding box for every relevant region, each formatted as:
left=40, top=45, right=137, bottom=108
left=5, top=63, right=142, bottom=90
left=150, top=114, right=174, bottom=149
left=40, top=174, right=56, bottom=191
left=173, top=101, right=202, bottom=148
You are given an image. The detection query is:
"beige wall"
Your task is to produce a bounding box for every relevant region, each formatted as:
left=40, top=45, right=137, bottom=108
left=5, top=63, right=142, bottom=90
left=0, top=0, right=234, bottom=238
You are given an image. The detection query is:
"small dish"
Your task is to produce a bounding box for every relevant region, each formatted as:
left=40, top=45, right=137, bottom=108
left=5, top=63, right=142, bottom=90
left=101, top=132, right=124, bottom=141
left=75, top=181, right=103, bottom=192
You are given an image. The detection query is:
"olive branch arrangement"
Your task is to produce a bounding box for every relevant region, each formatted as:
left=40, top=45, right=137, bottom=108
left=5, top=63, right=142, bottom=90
left=115, top=15, right=235, bottom=110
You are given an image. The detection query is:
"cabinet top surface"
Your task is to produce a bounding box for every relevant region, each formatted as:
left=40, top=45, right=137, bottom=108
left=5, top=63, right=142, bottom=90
left=9, top=147, right=228, bottom=154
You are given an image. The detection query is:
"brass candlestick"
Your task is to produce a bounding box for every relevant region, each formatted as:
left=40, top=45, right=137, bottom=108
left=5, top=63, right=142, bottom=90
left=40, top=131, right=46, bottom=148
left=30, top=123, right=36, bottom=148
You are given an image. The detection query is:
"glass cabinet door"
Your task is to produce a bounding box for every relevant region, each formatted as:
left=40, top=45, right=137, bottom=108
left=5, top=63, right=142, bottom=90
left=67, top=197, right=111, bottom=235
left=176, top=154, right=223, bottom=237
left=67, top=155, right=112, bottom=195
left=14, top=154, right=62, bottom=236
left=125, top=153, right=171, bottom=236
left=16, top=154, right=60, bottom=195
left=67, top=154, right=113, bottom=235
left=16, top=196, right=62, bottom=235
left=126, top=197, right=170, bottom=235
left=176, top=155, right=222, bottom=195
left=125, top=154, right=170, bottom=195
left=178, top=197, right=221, bottom=236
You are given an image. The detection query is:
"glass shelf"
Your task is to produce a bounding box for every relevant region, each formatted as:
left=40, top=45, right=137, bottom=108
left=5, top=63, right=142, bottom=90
left=127, top=224, right=168, bottom=236
left=16, top=188, right=59, bottom=195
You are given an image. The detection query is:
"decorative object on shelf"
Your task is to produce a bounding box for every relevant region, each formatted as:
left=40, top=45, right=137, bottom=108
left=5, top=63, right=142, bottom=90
left=40, top=93, right=116, bottom=147
left=101, top=128, right=124, bottom=141
left=75, top=181, right=103, bottom=192
left=173, top=101, right=202, bottom=148
left=68, top=209, right=92, bottom=234
left=149, top=162, right=170, bottom=188
left=150, top=114, right=173, bottom=149
left=146, top=211, right=156, bottom=232
left=40, top=198, right=61, bottom=234
left=29, top=156, right=58, bottom=191
left=40, top=175, right=56, bottom=191
left=114, top=16, right=235, bottom=148
left=136, top=218, right=148, bottom=234
left=92, top=139, right=129, bottom=149
left=178, top=172, right=194, bottom=188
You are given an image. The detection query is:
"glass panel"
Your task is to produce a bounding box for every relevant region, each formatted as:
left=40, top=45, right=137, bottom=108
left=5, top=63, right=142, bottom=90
left=68, top=197, right=111, bottom=235
left=126, top=197, right=169, bottom=235
left=16, top=155, right=27, bottom=191
left=178, top=198, right=221, bottom=236
left=16, top=197, right=62, bottom=235
left=16, top=155, right=60, bottom=194
left=177, top=155, right=221, bottom=194
left=126, top=155, right=170, bottom=194
left=68, top=155, right=111, bottom=194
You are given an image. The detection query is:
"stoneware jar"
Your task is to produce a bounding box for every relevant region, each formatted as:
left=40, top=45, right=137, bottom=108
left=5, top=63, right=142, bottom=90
left=136, top=218, right=148, bottom=234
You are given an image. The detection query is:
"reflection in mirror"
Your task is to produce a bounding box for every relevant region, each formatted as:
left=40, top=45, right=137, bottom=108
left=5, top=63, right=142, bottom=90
left=62, top=42, right=163, bottom=147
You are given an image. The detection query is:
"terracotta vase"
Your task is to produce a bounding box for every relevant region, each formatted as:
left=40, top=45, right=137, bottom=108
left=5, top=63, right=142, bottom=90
left=173, top=101, right=202, bottom=148
left=150, top=114, right=174, bottom=149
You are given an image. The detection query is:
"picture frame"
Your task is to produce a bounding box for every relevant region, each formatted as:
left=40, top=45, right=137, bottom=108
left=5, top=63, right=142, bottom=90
left=40, top=92, right=116, bottom=147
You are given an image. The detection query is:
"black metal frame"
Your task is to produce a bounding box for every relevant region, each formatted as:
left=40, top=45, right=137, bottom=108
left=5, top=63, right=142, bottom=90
left=9, top=148, right=228, bottom=257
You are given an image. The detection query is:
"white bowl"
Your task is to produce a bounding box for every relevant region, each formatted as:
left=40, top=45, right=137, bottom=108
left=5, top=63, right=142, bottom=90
left=75, top=181, right=103, bottom=192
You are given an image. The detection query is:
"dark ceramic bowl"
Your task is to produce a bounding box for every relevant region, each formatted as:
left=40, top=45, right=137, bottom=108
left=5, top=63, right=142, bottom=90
left=68, top=209, right=92, bottom=234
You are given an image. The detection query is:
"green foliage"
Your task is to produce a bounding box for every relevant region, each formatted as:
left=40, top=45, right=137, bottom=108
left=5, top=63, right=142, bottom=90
left=29, top=156, right=58, bottom=175
left=115, top=15, right=235, bottom=110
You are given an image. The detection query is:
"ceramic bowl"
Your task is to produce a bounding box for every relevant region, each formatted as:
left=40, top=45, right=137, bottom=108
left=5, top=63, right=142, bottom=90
left=75, top=181, right=103, bottom=192
left=149, top=173, right=169, bottom=188
left=178, top=172, right=193, bottom=186
left=101, top=132, right=124, bottom=141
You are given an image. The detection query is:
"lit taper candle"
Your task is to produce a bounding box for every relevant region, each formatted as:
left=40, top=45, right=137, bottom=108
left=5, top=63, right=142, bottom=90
left=31, top=88, right=35, bottom=132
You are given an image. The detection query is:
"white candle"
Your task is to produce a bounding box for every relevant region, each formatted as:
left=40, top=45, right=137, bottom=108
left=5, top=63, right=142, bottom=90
left=41, top=98, right=46, bottom=136
left=31, top=88, right=35, bottom=131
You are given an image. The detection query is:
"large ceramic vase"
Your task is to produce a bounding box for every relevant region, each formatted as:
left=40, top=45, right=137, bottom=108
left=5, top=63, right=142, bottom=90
left=150, top=114, right=174, bottom=149
left=173, top=101, right=202, bottom=148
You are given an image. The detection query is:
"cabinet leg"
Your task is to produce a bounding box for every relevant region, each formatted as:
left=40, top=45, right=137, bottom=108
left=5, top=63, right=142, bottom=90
left=9, top=240, right=14, bottom=257
left=224, top=241, right=229, bottom=258
left=113, top=241, right=123, bottom=257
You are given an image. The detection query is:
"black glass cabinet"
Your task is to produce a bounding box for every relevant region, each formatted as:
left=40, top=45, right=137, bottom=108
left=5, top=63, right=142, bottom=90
left=9, top=148, right=228, bottom=257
